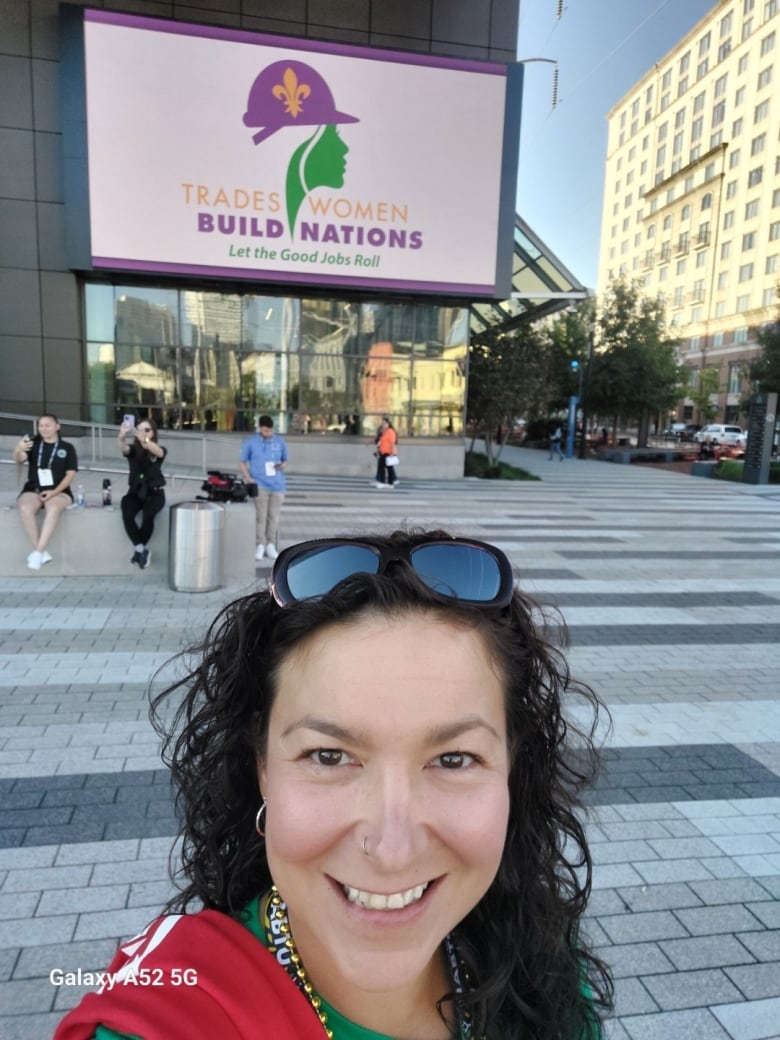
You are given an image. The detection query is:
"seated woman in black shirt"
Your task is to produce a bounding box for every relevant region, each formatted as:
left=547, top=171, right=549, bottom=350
left=118, top=418, right=167, bottom=569
left=13, top=413, right=78, bottom=571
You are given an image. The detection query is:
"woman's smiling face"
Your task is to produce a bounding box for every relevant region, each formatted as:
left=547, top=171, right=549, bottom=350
left=258, top=611, right=510, bottom=1011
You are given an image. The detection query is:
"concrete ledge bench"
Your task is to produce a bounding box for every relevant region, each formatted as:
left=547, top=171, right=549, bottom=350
left=0, top=495, right=256, bottom=584
left=597, top=447, right=697, bottom=465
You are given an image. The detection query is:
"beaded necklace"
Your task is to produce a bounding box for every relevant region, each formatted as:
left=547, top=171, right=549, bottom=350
left=261, top=886, right=480, bottom=1039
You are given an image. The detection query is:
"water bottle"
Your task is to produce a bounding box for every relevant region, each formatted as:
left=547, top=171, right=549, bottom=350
left=76, top=484, right=85, bottom=507
left=102, top=479, right=112, bottom=507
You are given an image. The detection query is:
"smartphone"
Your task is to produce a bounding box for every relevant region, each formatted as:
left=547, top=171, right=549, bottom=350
left=123, top=414, right=135, bottom=429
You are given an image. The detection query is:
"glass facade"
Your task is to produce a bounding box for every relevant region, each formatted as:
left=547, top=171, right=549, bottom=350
left=85, top=284, right=468, bottom=438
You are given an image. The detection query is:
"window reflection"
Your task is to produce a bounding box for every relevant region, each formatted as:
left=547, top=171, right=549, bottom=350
left=85, top=284, right=466, bottom=437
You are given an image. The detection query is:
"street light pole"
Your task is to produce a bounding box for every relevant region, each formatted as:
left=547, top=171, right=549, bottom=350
left=577, top=324, right=595, bottom=459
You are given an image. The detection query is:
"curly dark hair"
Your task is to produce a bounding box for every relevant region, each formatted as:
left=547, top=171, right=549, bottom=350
left=150, top=529, right=613, bottom=1039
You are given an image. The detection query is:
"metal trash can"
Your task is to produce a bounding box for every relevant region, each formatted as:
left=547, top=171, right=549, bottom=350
left=168, top=501, right=225, bottom=592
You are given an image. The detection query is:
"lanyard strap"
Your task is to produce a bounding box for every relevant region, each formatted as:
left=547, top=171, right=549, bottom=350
left=37, top=439, right=59, bottom=469
left=260, top=890, right=479, bottom=1039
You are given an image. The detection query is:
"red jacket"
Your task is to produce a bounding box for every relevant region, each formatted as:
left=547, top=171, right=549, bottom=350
left=53, top=910, right=328, bottom=1040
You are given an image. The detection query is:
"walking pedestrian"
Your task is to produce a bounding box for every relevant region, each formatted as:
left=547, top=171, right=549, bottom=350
left=239, top=416, right=288, bottom=561
left=549, top=425, right=565, bottom=461
left=373, top=416, right=398, bottom=487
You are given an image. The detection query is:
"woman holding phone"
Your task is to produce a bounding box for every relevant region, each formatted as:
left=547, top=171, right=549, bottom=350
left=55, top=529, right=612, bottom=1039
left=13, top=414, right=78, bottom=570
left=118, top=417, right=167, bottom=570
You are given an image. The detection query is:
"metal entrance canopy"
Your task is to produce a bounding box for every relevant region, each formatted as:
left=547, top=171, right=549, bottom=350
left=470, top=215, right=587, bottom=340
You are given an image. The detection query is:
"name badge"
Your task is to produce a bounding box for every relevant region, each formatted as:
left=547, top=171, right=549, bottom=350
left=38, top=468, right=54, bottom=487
left=265, top=461, right=277, bottom=477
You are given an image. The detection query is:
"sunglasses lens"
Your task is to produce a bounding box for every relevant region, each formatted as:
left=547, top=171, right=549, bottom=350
left=410, top=544, right=502, bottom=601
left=286, top=544, right=381, bottom=600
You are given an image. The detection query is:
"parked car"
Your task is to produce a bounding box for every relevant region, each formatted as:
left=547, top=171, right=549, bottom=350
left=694, top=424, right=745, bottom=447
left=663, top=422, right=687, bottom=438
left=678, top=423, right=702, bottom=441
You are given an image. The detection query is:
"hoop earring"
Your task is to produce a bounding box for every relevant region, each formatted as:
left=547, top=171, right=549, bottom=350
left=362, top=835, right=370, bottom=856
left=255, top=799, right=266, bottom=838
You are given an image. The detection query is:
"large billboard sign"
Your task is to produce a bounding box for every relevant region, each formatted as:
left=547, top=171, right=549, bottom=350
left=61, top=8, right=522, bottom=297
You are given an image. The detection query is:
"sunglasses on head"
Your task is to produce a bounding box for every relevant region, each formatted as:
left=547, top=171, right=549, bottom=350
left=270, top=537, right=514, bottom=608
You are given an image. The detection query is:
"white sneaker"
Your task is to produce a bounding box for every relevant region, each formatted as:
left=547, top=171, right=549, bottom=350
left=39, top=551, right=53, bottom=565
left=254, top=544, right=265, bottom=561
left=374, top=481, right=385, bottom=488
left=265, top=543, right=278, bottom=561
left=27, top=551, right=42, bottom=571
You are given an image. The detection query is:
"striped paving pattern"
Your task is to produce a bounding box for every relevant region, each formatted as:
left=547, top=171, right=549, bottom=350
left=1, top=445, right=779, bottom=1039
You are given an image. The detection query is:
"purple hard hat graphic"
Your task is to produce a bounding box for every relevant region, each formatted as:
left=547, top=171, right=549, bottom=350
left=243, top=60, right=359, bottom=145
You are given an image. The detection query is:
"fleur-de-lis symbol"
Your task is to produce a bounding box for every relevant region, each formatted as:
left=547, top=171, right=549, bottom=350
left=272, top=68, right=311, bottom=118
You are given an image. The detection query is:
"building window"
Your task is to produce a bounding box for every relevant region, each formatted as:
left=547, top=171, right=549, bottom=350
left=714, top=331, right=725, bottom=347
left=715, top=72, right=729, bottom=97
left=682, top=203, right=692, bottom=220
left=691, top=306, right=704, bottom=322
left=724, top=210, right=735, bottom=228
left=696, top=247, right=708, bottom=266
left=739, top=262, right=755, bottom=280
left=656, top=144, right=666, bottom=167
left=748, top=166, right=763, bottom=187
left=735, top=326, right=749, bottom=343
left=699, top=31, right=711, bottom=55
left=769, top=221, right=780, bottom=240
left=761, top=30, right=776, bottom=53
left=765, top=0, right=778, bottom=18
left=736, top=294, right=751, bottom=311
left=680, top=51, right=691, bottom=73
left=701, top=192, right=713, bottom=211
left=647, top=224, right=656, bottom=239
left=735, top=84, right=746, bottom=105
left=721, top=240, right=732, bottom=259
left=763, top=286, right=778, bottom=306
left=732, top=116, right=743, bottom=135
left=693, top=279, right=705, bottom=301
left=729, top=147, right=741, bottom=168
left=693, top=91, right=706, bottom=113
left=767, top=253, right=778, bottom=272
left=726, top=179, right=738, bottom=198
left=697, top=59, right=709, bottom=79
left=659, top=266, right=669, bottom=281
left=743, top=17, right=753, bottom=38
left=677, top=76, right=688, bottom=97
left=676, top=258, right=687, bottom=274
left=758, top=66, right=773, bottom=88
left=755, top=99, right=770, bottom=121
left=718, top=271, right=729, bottom=288
left=661, top=69, right=672, bottom=90
left=673, top=130, right=684, bottom=155
left=718, top=40, right=732, bottom=61
left=745, top=0, right=755, bottom=13
left=673, top=286, right=684, bottom=306
left=705, top=161, right=716, bottom=180
left=751, top=133, right=767, bottom=155
left=715, top=301, right=726, bottom=316
left=692, top=116, right=704, bottom=140
left=773, top=188, right=780, bottom=207
left=658, top=121, right=668, bottom=141
left=663, top=214, right=674, bottom=230
left=745, top=201, right=759, bottom=221
left=712, top=100, right=726, bottom=126
left=743, top=230, right=757, bottom=248
left=721, top=11, right=734, bottom=35
left=678, top=232, right=690, bottom=252
left=728, top=363, right=742, bottom=393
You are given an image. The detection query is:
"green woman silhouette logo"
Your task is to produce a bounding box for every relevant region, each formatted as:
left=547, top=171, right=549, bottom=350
left=243, top=60, right=359, bottom=237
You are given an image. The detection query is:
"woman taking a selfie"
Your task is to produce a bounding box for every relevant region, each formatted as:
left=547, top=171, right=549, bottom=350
left=118, top=418, right=167, bottom=570
left=55, top=530, right=612, bottom=1040
left=13, top=414, right=78, bottom=571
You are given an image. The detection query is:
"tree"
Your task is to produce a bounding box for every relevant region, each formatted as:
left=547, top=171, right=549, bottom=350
left=744, top=318, right=780, bottom=397
left=592, top=278, right=686, bottom=446
left=467, top=324, right=550, bottom=466
left=688, top=366, right=720, bottom=424
left=545, top=302, right=595, bottom=414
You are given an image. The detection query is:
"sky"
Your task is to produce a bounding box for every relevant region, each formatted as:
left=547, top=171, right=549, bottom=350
left=515, top=0, right=719, bottom=291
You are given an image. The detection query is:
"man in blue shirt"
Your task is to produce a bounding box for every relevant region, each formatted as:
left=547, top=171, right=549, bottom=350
left=238, top=416, right=288, bottom=561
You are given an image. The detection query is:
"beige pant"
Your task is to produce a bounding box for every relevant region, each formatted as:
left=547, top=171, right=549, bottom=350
left=253, top=490, right=284, bottom=547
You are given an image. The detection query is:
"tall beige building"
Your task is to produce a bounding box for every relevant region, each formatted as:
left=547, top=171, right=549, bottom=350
left=598, top=0, right=780, bottom=425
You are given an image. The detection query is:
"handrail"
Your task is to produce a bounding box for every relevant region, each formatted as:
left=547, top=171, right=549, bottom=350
left=0, top=410, right=211, bottom=470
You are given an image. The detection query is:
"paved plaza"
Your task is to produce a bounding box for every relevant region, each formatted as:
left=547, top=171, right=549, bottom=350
left=1, top=445, right=779, bottom=1040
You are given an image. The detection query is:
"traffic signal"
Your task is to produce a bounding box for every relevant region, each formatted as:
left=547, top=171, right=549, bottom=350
left=570, top=359, right=579, bottom=371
